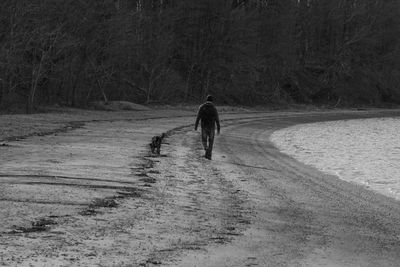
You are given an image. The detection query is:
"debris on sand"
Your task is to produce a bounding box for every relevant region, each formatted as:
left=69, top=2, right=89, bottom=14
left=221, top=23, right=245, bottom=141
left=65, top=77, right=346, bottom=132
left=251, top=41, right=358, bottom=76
left=139, top=177, right=156, bottom=184
left=79, top=198, right=119, bottom=216
left=10, top=218, right=57, bottom=234
left=79, top=208, right=97, bottom=216
left=117, top=187, right=144, bottom=198
left=145, top=258, right=162, bottom=265
left=91, top=198, right=118, bottom=208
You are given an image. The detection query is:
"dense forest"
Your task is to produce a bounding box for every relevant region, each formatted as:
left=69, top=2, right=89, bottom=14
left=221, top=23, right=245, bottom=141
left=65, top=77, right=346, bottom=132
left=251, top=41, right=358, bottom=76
left=1, top=0, right=400, bottom=112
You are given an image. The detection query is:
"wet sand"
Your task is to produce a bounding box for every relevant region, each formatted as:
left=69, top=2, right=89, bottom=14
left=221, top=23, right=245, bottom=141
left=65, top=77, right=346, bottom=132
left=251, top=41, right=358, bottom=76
left=1, top=108, right=400, bottom=266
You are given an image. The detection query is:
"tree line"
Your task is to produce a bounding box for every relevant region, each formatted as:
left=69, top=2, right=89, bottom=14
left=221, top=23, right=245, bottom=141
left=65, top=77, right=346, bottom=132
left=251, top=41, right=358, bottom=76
left=1, top=0, right=399, bottom=112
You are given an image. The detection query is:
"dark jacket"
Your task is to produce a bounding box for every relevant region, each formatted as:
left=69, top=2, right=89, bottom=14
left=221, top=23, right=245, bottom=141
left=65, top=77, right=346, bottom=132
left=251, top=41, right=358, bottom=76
left=195, top=101, right=220, bottom=132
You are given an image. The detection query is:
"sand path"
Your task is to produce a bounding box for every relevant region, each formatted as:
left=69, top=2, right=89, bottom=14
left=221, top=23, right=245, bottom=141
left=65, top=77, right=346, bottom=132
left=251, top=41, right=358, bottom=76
left=1, top=109, right=400, bottom=266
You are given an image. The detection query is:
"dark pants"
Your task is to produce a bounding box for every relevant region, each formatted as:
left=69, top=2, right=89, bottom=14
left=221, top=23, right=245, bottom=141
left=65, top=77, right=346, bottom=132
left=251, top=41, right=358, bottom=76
left=201, top=127, right=215, bottom=159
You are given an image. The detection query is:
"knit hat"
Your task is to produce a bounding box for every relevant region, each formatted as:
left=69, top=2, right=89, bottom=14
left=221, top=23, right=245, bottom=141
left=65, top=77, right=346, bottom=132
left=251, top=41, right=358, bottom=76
left=206, top=95, right=213, bottom=102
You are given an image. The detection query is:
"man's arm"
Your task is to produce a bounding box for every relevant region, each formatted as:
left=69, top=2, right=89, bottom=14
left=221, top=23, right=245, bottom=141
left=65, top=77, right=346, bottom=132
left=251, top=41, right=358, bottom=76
left=194, top=106, right=202, bottom=130
left=215, top=108, right=220, bottom=134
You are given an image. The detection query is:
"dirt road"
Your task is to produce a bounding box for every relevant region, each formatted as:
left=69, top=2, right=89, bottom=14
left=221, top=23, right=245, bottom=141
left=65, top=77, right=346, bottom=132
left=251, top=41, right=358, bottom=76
left=1, top=109, right=400, bottom=266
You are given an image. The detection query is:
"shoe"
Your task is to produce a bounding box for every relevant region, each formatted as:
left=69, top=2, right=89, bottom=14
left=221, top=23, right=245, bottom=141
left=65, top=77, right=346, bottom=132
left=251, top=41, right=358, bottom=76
left=205, top=150, right=212, bottom=160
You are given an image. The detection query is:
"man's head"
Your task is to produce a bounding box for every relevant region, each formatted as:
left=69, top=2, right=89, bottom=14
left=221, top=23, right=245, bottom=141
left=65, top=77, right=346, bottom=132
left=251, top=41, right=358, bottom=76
left=206, top=95, right=213, bottom=102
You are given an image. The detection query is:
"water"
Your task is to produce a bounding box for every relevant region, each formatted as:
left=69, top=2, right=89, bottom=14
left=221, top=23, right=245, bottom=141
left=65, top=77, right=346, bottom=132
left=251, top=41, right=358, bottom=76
left=270, top=117, right=400, bottom=200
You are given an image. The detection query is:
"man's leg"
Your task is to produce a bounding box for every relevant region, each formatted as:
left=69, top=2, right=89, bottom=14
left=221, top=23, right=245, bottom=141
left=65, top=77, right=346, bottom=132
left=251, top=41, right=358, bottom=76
left=205, top=128, right=215, bottom=160
left=201, top=127, right=208, bottom=151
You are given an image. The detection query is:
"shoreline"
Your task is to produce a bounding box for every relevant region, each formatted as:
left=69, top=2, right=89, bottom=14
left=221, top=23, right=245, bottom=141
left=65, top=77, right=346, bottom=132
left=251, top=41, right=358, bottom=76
left=2, top=106, right=400, bottom=142
left=270, top=116, right=400, bottom=202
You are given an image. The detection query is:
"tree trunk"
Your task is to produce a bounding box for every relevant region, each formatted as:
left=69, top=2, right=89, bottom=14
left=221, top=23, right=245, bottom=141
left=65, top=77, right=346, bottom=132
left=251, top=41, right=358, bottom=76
left=27, top=58, right=44, bottom=114
left=185, top=64, right=195, bottom=102
left=0, top=79, right=3, bottom=107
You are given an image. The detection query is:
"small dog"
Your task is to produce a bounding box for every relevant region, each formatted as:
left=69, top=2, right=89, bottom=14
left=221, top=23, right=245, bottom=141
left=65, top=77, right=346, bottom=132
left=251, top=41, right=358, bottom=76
left=150, top=133, right=166, bottom=154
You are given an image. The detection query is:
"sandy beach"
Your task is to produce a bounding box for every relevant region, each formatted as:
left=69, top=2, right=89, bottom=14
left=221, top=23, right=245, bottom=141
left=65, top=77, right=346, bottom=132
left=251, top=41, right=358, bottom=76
left=1, top=108, right=400, bottom=266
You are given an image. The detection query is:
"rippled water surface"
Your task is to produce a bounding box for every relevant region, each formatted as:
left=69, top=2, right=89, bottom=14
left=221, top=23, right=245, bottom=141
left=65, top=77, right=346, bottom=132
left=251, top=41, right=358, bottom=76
left=270, top=117, right=400, bottom=200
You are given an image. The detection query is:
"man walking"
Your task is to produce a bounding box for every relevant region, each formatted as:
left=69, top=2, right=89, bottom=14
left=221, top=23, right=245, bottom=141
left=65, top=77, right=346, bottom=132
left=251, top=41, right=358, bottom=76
left=194, top=95, right=220, bottom=160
